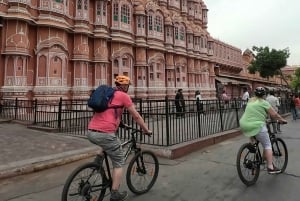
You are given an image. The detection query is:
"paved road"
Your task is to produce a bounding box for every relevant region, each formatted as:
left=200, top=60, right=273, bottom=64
left=0, top=117, right=300, bottom=201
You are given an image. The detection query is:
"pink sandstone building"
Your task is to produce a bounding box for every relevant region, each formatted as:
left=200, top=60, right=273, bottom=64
left=0, top=0, right=285, bottom=101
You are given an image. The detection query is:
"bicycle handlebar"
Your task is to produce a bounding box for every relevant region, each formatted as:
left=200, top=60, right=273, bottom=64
left=266, top=119, right=287, bottom=125
left=119, top=122, right=152, bottom=136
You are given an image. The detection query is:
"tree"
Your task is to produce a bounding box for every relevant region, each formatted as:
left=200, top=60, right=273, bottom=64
left=248, top=46, right=290, bottom=85
left=290, top=68, right=300, bottom=92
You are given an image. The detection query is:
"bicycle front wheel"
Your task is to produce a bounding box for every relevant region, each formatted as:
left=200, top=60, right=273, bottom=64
left=61, top=162, right=107, bottom=201
left=236, top=143, right=260, bottom=186
left=126, top=151, right=159, bottom=194
left=272, top=137, right=288, bottom=172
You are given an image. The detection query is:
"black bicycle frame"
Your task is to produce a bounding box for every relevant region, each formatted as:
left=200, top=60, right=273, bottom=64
left=100, top=131, right=142, bottom=188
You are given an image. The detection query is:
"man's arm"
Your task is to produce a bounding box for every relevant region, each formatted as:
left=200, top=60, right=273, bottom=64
left=127, top=104, right=151, bottom=133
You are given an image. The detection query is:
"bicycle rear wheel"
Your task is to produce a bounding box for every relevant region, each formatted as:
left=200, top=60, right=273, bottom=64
left=61, top=162, right=107, bottom=201
left=236, top=143, right=260, bottom=186
left=272, top=137, right=288, bottom=172
left=126, top=151, right=159, bottom=194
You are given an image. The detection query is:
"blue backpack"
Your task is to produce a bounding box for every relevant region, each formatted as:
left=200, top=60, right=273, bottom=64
left=88, top=85, right=122, bottom=113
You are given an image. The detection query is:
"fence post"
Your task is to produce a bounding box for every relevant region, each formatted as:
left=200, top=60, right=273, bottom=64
left=58, top=97, right=62, bottom=129
left=196, top=98, right=201, bottom=138
left=218, top=99, right=224, bottom=131
left=165, top=96, right=170, bottom=146
left=34, top=99, right=38, bottom=124
left=234, top=99, right=240, bottom=127
left=14, top=98, right=18, bottom=120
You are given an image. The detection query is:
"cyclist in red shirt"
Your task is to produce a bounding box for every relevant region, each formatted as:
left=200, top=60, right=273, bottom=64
left=87, top=75, right=152, bottom=201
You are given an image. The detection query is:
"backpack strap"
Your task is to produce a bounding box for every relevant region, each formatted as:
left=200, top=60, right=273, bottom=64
left=108, top=88, right=124, bottom=118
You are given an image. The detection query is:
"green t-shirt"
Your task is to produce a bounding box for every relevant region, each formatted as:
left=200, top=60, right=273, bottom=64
left=239, top=98, right=271, bottom=137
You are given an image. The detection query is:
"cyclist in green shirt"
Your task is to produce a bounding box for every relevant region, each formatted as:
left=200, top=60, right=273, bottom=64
left=239, top=87, right=287, bottom=174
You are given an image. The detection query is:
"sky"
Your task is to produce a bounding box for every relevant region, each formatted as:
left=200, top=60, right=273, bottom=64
left=205, top=0, right=300, bottom=66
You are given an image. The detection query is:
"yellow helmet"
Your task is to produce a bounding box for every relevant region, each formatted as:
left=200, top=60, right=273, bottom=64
left=115, top=75, right=131, bottom=85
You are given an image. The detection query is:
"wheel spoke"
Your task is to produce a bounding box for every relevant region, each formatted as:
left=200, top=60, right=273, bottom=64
left=126, top=151, right=159, bottom=194
left=62, top=163, right=107, bottom=201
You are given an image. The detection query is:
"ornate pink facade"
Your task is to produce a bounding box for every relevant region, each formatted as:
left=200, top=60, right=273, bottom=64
left=0, top=0, right=263, bottom=101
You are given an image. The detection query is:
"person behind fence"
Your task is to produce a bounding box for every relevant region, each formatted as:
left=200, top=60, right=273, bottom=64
left=175, top=89, right=185, bottom=117
left=239, top=87, right=287, bottom=174
left=295, top=94, right=300, bottom=118
left=266, top=90, right=280, bottom=133
left=221, top=90, right=230, bottom=105
left=195, top=90, right=204, bottom=114
left=87, top=75, right=152, bottom=201
left=241, top=87, right=250, bottom=110
left=289, top=94, right=297, bottom=121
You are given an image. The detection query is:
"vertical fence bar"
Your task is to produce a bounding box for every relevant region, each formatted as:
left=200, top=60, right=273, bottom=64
left=34, top=99, right=38, bottom=124
left=234, top=99, right=240, bottom=127
left=58, top=97, right=62, bottom=129
left=165, top=96, right=170, bottom=146
left=218, top=99, right=224, bottom=131
left=196, top=98, right=201, bottom=138
left=14, top=98, right=18, bottom=119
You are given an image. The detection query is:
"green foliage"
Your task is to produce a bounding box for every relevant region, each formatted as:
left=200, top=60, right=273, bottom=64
left=248, top=46, right=290, bottom=78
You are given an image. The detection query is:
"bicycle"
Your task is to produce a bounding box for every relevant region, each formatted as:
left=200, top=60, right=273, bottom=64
left=61, top=125, right=159, bottom=201
left=236, top=120, right=288, bottom=186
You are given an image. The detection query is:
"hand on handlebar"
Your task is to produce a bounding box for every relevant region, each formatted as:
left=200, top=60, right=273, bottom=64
left=144, top=130, right=152, bottom=137
left=279, top=119, right=287, bottom=124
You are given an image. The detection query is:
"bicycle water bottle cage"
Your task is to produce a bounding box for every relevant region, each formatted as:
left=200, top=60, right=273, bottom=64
left=246, top=144, right=257, bottom=153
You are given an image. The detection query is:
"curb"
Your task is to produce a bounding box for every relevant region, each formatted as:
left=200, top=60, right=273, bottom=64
left=0, top=147, right=100, bottom=180
left=139, top=129, right=242, bottom=159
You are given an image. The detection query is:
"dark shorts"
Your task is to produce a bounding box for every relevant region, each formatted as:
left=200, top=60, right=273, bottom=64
left=87, top=131, right=125, bottom=168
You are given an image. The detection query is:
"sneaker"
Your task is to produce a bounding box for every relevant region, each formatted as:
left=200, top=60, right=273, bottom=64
left=110, top=190, right=128, bottom=201
left=267, top=166, right=281, bottom=174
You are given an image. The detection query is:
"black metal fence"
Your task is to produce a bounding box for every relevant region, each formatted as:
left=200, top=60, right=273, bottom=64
left=0, top=97, right=291, bottom=147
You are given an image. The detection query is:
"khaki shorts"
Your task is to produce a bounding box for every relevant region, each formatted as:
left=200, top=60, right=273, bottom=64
left=87, top=131, right=125, bottom=168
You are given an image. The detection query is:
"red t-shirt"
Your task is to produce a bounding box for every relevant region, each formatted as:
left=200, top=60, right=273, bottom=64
left=295, top=97, right=300, bottom=108
left=88, top=90, right=133, bottom=133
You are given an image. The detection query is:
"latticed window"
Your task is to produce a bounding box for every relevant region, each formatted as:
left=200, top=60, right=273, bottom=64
left=121, top=4, right=130, bottom=24
left=174, top=27, right=179, bottom=39
left=77, top=0, right=82, bottom=9
left=148, top=15, right=153, bottom=31
left=154, top=16, right=162, bottom=32
left=113, top=3, right=118, bottom=21
left=166, top=28, right=170, bottom=36
left=84, top=0, right=88, bottom=10
left=96, top=1, right=106, bottom=16
left=96, top=2, right=101, bottom=15
left=179, top=27, right=185, bottom=40
left=137, top=16, right=144, bottom=28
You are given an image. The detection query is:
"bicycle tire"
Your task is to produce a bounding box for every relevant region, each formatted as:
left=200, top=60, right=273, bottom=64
left=61, top=162, right=107, bottom=201
left=271, top=137, right=288, bottom=173
left=126, top=151, right=159, bottom=194
left=236, top=143, right=260, bottom=186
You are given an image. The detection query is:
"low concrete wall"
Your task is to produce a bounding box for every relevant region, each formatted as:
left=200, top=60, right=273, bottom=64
left=143, top=129, right=242, bottom=159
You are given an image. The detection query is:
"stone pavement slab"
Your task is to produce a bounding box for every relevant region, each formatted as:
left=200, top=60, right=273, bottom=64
left=0, top=122, right=99, bottom=179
